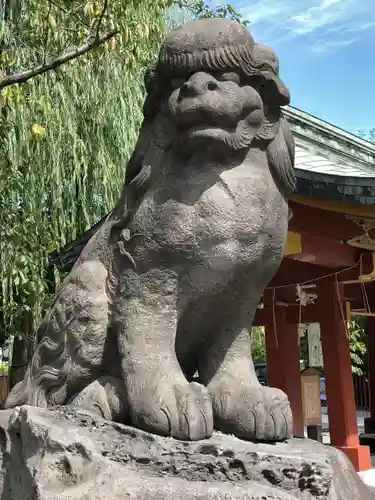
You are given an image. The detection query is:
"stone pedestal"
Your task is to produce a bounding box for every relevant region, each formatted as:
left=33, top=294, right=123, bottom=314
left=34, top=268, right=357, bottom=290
left=0, top=406, right=373, bottom=500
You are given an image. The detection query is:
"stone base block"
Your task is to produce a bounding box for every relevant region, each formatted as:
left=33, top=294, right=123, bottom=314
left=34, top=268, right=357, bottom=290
left=0, top=406, right=374, bottom=499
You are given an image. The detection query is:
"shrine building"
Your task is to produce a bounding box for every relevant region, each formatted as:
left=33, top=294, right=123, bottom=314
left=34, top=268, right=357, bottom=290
left=254, top=106, right=375, bottom=472
left=50, top=106, right=375, bottom=472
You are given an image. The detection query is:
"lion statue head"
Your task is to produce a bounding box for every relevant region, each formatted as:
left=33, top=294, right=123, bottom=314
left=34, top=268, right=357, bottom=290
left=119, top=18, right=295, bottom=230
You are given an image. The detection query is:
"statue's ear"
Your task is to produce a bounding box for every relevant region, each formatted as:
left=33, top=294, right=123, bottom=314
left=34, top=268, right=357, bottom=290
left=255, top=104, right=281, bottom=142
left=124, top=120, right=153, bottom=186
left=151, top=109, right=177, bottom=150
left=266, top=114, right=296, bottom=197
left=124, top=106, right=176, bottom=189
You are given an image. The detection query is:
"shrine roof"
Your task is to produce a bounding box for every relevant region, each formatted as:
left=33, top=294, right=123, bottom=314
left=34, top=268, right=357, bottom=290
left=284, top=106, right=375, bottom=204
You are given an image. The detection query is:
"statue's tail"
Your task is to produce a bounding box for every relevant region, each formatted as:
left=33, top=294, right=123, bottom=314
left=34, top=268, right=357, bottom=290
left=4, top=365, right=49, bottom=409
left=5, top=365, right=49, bottom=409
left=4, top=376, right=29, bottom=409
left=4, top=332, right=71, bottom=409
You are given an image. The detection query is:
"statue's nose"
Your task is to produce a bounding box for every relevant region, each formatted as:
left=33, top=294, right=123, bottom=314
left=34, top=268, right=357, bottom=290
left=179, top=73, right=218, bottom=98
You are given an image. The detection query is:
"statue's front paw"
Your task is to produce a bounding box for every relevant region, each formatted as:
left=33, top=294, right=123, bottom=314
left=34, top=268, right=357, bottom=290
left=130, top=381, right=213, bottom=441
left=210, top=384, right=292, bottom=441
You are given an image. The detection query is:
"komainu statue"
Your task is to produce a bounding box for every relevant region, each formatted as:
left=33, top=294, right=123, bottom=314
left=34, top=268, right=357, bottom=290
left=6, top=19, right=296, bottom=443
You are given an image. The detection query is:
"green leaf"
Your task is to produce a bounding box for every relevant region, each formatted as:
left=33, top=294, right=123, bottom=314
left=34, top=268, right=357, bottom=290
left=0, top=0, right=175, bottom=344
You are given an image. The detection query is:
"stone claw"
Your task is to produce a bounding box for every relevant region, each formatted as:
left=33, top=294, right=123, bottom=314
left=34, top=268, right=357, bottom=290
left=210, top=383, right=293, bottom=442
left=130, top=381, right=213, bottom=441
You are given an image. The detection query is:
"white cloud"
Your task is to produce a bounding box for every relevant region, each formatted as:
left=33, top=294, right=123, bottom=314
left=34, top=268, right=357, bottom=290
left=320, top=0, right=343, bottom=8
left=232, top=0, right=375, bottom=54
left=311, top=37, right=357, bottom=55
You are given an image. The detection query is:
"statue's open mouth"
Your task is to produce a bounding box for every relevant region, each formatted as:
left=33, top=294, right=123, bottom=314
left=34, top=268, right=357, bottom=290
left=181, top=122, right=235, bottom=138
left=175, top=100, right=238, bottom=130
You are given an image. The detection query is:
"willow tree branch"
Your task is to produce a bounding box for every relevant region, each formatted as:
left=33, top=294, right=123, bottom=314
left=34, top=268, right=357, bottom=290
left=0, top=29, right=119, bottom=89
left=42, top=0, right=53, bottom=65
left=96, top=0, right=109, bottom=38
left=48, top=0, right=91, bottom=29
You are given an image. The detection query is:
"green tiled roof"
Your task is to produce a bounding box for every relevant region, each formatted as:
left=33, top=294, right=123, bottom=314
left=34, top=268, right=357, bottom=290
left=284, top=106, right=375, bottom=179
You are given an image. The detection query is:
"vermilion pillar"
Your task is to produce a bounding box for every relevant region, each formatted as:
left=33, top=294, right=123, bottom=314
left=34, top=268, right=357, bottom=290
left=263, top=292, right=304, bottom=437
left=365, top=316, right=375, bottom=432
left=365, top=283, right=375, bottom=434
left=317, top=278, right=371, bottom=471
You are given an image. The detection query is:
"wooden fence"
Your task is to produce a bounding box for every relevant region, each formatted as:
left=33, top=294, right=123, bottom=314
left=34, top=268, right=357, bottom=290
left=353, top=374, right=370, bottom=411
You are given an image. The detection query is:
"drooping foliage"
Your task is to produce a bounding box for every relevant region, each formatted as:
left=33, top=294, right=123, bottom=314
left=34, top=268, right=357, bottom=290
left=0, top=0, right=177, bottom=345
left=252, top=319, right=367, bottom=375
left=0, top=1, right=247, bottom=351
left=251, top=326, right=266, bottom=364
left=348, top=317, right=367, bottom=375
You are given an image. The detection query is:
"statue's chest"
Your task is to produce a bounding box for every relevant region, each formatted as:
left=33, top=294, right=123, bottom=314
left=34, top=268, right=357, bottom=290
left=196, top=167, right=270, bottom=228
left=132, top=159, right=286, bottom=251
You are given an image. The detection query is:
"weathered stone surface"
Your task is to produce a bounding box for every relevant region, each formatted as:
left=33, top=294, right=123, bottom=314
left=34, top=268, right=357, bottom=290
left=5, top=18, right=296, bottom=445
left=0, top=406, right=373, bottom=500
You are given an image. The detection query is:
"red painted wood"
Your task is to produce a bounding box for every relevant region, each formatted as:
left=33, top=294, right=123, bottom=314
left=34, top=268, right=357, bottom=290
left=317, top=279, right=359, bottom=448
left=269, top=253, right=374, bottom=289
left=367, top=318, right=375, bottom=421
left=269, top=259, right=332, bottom=288
left=289, top=201, right=363, bottom=241
left=316, top=279, right=371, bottom=471
left=365, top=285, right=375, bottom=423
left=254, top=299, right=367, bottom=327
left=263, top=292, right=304, bottom=437
left=289, top=231, right=357, bottom=268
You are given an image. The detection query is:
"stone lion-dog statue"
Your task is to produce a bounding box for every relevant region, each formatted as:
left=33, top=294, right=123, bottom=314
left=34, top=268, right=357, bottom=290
left=6, top=18, right=296, bottom=443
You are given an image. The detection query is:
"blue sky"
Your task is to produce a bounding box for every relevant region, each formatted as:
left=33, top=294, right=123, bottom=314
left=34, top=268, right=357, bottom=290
left=224, top=0, right=375, bottom=136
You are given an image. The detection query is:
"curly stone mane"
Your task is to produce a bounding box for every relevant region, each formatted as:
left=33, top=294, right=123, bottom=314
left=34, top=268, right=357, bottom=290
left=5, top=47, right=296, bottom=412
left=127, top=61, right=296, bottom=198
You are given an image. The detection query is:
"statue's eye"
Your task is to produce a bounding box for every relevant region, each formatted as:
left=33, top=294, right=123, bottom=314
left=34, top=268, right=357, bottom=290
left=214, top=72, right=241, bottom=84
